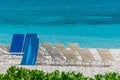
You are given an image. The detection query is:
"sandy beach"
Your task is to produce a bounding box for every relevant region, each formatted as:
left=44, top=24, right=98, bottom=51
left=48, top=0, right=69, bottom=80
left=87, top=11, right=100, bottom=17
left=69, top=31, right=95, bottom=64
left=0, top=47, right=120, bottom=77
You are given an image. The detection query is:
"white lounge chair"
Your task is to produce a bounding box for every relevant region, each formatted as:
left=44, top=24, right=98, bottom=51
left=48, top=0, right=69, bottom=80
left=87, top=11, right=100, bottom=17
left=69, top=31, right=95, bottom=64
left=42, top=42, right=65, bottom=65
left=97, top=49, right=115, bottom=66
left=68, top=43, right=95, bottom=66
left=55, top=44, right=79, bottom=66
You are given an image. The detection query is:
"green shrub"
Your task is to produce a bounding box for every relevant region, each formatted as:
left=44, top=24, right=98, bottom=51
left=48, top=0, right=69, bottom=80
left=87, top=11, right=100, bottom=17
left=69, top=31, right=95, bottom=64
left=0, top=66, right=119, bottom=80
left=95, top=72, right=120, bottom=80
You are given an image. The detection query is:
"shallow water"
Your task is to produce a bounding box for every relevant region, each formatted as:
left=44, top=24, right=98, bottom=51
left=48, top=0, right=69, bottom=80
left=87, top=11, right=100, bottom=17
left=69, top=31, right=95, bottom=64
left=0, top=0, right=120, bottom=48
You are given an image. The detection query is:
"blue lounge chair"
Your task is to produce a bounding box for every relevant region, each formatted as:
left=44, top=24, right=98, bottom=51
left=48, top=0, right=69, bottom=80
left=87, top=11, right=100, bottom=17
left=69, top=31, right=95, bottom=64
left=25, top=33, right=37, bottom=38
left=9, top=34, right=25, bottom=53
left=23, top=33, right=38, bottom=51
left=21, top=37, right=39, bottom=65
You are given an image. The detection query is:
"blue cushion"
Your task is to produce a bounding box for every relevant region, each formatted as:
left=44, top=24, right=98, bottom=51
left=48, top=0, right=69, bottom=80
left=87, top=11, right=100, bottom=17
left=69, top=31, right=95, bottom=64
left=23, top=33, right=38, bottom=52
left=26, top=33, right=37, bottom=38
left=9, top=34, right=25, bottom=52
left=21, top=37, right=39, bottom=65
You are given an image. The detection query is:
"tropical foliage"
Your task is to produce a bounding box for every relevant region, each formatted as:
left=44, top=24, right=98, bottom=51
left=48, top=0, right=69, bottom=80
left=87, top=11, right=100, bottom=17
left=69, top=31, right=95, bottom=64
left=0, top=66, right=119, bottom=80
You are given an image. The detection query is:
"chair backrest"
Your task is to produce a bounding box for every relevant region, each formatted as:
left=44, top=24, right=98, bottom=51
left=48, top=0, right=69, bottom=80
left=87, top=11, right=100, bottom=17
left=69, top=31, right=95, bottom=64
left=55, top=44, right=78, bottom=60
left=54, top=44, right=65, bottom=50
left=36, top=48, right=44, bottom=59
left=0, top=44, right=8, bottom=51
left=68, top=43, right=94, bottom=61
left=97, top=49, right=115, bottom=61
left=23, top=34, right=38, bottom=51
left=42, top=42, right=53, bottom=50
left=42, top=42, right=63, bottom=60
left=68, top=43, right=80, bottom=51
left=10, top=34, right=25, bottom=52
left=21, top=37, right=39, bottom=65
left=5, top=45, right=10, bottom=52
left=25, top=34, right=37, bottom=38
left=78, top=49, right=95, bottom=60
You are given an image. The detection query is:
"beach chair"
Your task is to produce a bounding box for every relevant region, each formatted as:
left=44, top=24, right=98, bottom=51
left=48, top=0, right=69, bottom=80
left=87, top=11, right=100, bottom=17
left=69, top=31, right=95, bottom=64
left=36, top=47, right=45, bottom=65
left=42, top=42, right=64, bottom=65
left=25, top=33, right=37, bottom=38
left=0, top=44, right=21, bottom=62
left=54, top=44, right=79, bottom=65
left=97, top=49, right=115, bottom=66
left=68, top=43, right=95, bottom=66
left=0, top=45, right=9, bottom=52
left=4, top=45, right=10, bottom=52
left=0, top=49, right=6, bottom=62
left=9, top=34, right=25, bottom=55
left=21, top=37, right=39, bottom=65
left=23, top=34, right=38, bottom=51
left=10, top=34, right=25, bottom=52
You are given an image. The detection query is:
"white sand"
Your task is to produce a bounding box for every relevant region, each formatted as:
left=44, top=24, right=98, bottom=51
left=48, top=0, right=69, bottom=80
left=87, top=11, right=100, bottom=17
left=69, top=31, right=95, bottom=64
left=0, top=48, right=120, bottom=77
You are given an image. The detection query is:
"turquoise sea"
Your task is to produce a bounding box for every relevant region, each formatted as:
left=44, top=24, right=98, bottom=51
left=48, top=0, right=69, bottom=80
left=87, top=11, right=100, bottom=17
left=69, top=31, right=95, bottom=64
left=0, top=0, right=120, bottom=48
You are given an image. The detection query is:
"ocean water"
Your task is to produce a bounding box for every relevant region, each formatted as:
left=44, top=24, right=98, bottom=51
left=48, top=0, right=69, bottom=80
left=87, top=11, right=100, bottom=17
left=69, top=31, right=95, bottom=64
left=0, top=0, right=120, bottom=48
